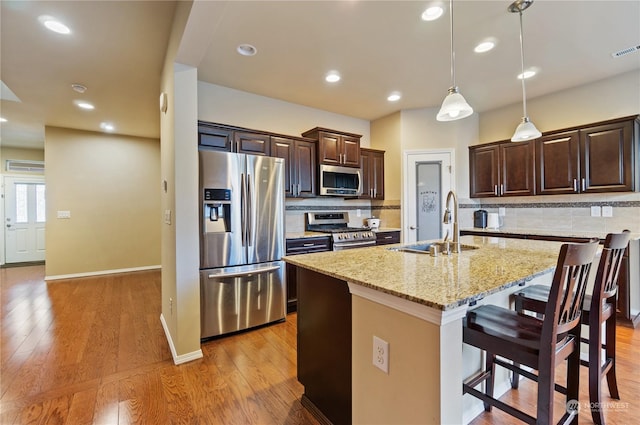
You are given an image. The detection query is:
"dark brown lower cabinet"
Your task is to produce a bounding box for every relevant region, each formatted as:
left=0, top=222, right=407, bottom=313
left=297, top=267, right=351, bottom=425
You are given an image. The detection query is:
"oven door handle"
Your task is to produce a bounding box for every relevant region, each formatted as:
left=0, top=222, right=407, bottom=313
left=334, top=240, right=376, bottom=249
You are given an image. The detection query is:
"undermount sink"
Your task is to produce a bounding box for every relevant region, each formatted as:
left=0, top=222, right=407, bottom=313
left=391, top=241, right=479, bottom=254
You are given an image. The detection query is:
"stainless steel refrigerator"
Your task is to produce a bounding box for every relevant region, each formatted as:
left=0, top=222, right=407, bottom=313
left=199, top=149, right=285, bottom=339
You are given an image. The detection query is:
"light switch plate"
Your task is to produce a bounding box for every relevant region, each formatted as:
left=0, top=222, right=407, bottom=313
left=590, top=206, right=601, bottom=217
left=602, top=206, right=613, bottom=217
left=57, top=210, right=71, bottom=219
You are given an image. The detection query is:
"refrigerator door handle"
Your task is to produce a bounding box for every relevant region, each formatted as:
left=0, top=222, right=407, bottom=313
left=247, top=176, right=253, bottom=246
left=207, top=264, right=281, bottom=279
left=240, top=173, right=246, bottom=246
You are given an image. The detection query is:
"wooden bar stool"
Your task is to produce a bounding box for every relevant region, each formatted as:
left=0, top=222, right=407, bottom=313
left=512, top=231, right=631, bottom=425
left=463, top=239, right=599, bottom=425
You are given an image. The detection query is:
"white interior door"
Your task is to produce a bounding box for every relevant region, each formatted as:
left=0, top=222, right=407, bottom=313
left=4, top=176, right=46, bottom=263
left=403, top=150, right=453, bottom=244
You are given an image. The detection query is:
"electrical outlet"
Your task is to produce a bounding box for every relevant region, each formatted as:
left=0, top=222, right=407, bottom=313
left=590, top=206, right=601, bottom=217
left=602, top=206, right=613, bottom=217
left=169, top=297, right=173, bottom=315
left=373, top=336, right=389, bottom=374
left=356, top=209, right=361, bottom=217
left=498, top=207, right=506, bottom=216
left=164, top=209, right=172, bottom=225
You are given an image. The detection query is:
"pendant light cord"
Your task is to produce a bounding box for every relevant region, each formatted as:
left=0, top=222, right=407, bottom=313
left=449, top=0, right=456, bottom=87
left=518, top=9, right=528, bottom=118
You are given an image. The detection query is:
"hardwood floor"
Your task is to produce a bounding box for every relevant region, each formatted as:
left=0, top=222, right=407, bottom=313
left=0, top=266, right=319, bottom=425
left=1, top=265, right=638, bottom=424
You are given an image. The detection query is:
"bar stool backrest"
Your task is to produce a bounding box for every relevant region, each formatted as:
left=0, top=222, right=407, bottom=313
left=543, top=239, right=599, bottom=341
left=594, top=230, right=631, bottom=304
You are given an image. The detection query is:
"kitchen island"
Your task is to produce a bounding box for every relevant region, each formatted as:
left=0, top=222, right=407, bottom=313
left=284, top=235, right=565, bottom=425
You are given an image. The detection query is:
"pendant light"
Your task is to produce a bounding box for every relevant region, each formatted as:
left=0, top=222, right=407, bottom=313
left=437, top=0, right=473, bottom=121
left=509, top=0, right=541, bottom=142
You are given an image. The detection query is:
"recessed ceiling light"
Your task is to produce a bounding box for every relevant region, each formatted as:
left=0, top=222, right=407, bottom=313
left=100, top=122, right=115, bottom=132
left=422, top=6, right=444, bottom=21
left=474, top=40, right=496, bottom=53
left=325, top=71, right=341, bottom=83
left=38, top=15, right=71, bottom=35
left=71, top=83, right=87, bottom=93
left=73, top=100, right=95, bottom=110
left=237, top=44, right=257, bottom=56
left=517, top=69, right=537, bottom=79
left=387, top=92, right=401, bottom=102
left=0, top=117, right=7, bottom=123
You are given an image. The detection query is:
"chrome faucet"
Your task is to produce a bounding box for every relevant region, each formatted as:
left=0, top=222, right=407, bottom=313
left=443, top=190, right=460, bottom=253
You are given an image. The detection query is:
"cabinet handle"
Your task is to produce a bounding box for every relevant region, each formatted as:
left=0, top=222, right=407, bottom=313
left=500, top=184, right=504, bottom=196
left=303, top=243, right=315, bottom=247
left=298, top=183, right=301, bottom=197
left=384, top=236, right=393, bottom=239
left=374, top=188, right=377, bottom=198
left=573, top=178, right=578, bottom=192
left=581, top=178, right=586, bottom=191
left=494, top=185, right=498, bottom=196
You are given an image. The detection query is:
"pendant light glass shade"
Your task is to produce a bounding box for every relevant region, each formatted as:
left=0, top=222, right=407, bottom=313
left=437, top=87, right=474, bottom=121
left=437, top=0, right=473, bottom=122
left=509, top=0, right=540, bottom=142
left=511, top=117, right=541, bottom=142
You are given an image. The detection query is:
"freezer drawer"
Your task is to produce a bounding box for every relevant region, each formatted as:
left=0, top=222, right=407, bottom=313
left=200, top=261, right=285, bottom=339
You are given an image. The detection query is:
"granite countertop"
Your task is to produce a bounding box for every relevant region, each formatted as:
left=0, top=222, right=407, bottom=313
left=461, top=228, right=640, bottom=241
left=372, top=227, right=401, bottom=233
left=284, top=235, right=564, bottom=311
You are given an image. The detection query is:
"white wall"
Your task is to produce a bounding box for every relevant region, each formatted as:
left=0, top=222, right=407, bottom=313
left=400, top=108, right=479, bottom=200
left=479, top=69, right=640, bottom=143
left=198, top=82, right=371, bottom=145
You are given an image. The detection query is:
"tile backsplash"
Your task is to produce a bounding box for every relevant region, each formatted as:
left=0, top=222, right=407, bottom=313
left=461, top=192, right=640, bottom=235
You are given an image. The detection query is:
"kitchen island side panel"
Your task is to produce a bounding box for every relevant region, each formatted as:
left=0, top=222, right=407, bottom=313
left=297, top=267, right=352, bottom=425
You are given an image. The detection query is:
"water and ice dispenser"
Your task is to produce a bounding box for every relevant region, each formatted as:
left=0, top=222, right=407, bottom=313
left=203, top=188, right=231, bottom=233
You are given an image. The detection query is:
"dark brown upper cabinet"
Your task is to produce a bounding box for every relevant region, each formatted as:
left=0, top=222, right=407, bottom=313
left=469, top=140, right=535, bottom=198
left=359, top=148, right=385, bottom=200
left=302, top=127, right=361, bottom=168
left=536, top=117, right=637, bottom=194
left=270, top=136, right=317, bottom=198
left=234, top=131, right=270, bottom=156
left=197, top=122, right=269, bottom=155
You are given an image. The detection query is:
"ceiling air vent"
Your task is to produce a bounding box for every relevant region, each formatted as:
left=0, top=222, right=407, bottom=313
left=6, top=159, right=45, bottom=173
left=611, top=45, right=640, bottom=58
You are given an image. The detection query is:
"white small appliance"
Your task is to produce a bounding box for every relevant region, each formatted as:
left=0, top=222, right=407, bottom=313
left=366, top=218, right=380, bottom=230
left=487, top=213, right=501, bottom=229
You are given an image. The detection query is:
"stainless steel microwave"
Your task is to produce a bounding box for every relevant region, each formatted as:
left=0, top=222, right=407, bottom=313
left=319, top=164, right=362, bottom=196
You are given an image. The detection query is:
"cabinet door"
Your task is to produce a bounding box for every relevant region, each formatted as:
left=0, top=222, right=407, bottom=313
left=198, top=124, right=233, bottom=151
left=234, top=131, right=270, bottom=156
left=341, top=136, right=361, bottom=167
left=536, top=131, right=580, bottom=195
left=371, top=150, right=385, bottom=199
left=500, top=140, right=535, bottom=196
left=270, top=136, right=294, bottom=197
left=580, top=120, right=634, bottom=192
left=469, top=145, right=500, bottom=198
left=294, top=140, right=317, bottom=197
left=359, top=150, right=372, bottom=199
left=318, top=133, right=341, bottom=165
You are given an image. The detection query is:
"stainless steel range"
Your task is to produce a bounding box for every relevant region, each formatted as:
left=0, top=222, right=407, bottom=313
left=306, top=212, right=376, bottom=251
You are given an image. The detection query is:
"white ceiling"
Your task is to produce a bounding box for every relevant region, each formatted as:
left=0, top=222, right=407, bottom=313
left=1, top=0, right=639, bottom=150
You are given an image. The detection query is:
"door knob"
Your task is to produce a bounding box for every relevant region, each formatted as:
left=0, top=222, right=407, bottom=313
left=409, top=226, right=418, bottom=230
left=6, top=224, right=11, bottom=228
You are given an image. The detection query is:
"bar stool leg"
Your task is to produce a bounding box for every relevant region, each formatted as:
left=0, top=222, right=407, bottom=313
left=589, top=317, right=605, bottom=425
left=485, top=352, right=496, bottom=412
left=605, top=311, right=620, bottom=399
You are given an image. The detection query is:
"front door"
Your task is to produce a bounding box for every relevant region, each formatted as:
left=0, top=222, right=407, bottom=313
left=403, top=150, right=453, bottom=243
left=4, top=176, right=46, bottom=263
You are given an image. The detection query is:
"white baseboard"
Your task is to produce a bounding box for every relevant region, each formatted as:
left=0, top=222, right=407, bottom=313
left=45, top=265, right=161, bottom=281
left=160, top=313, right=203, bottom=365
